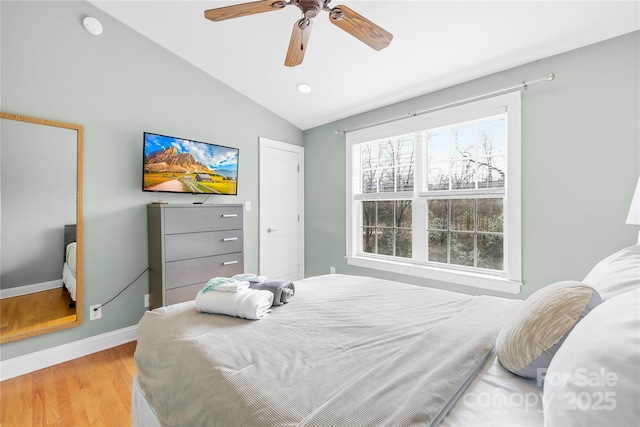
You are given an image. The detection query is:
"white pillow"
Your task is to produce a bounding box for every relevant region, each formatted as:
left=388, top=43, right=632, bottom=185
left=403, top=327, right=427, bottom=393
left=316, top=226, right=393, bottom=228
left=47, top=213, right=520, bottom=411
left=496, top=281, right=601, bottom=378
left=543, top=289, right=640, bottom=426
left=583, top=244, right=640, bottom=300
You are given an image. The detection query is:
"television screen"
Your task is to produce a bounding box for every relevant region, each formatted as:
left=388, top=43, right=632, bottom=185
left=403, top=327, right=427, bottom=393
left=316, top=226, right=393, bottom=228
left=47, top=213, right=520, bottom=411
left=143, top=132, right=239, bottom=195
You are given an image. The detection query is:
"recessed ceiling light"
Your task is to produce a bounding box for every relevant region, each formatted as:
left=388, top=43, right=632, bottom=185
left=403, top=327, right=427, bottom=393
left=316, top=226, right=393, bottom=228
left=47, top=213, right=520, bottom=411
left=296, top=83, right=312, bottom=94
left=83, top=16, right=103, bottom=36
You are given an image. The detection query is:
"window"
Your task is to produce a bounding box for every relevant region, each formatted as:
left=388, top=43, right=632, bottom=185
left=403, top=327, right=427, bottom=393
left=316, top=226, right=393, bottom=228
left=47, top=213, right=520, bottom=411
left=346, top=92, right=522, bottom=293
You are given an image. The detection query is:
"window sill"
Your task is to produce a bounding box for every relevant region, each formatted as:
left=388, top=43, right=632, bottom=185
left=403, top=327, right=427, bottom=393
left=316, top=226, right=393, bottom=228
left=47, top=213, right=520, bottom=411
left=346, top=256, right=522, bottom=294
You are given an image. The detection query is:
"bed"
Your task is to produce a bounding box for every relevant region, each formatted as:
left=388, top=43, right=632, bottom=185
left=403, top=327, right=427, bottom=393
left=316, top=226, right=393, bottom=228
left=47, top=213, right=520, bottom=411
left=62, top=224, right=77, bottom=308
left=132, top=244, right=639, bottom=426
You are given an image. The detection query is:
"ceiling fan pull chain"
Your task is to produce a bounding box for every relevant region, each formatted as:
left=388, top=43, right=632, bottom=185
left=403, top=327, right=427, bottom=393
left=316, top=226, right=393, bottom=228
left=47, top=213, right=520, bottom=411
left=300, top=19, right=307, bottom=51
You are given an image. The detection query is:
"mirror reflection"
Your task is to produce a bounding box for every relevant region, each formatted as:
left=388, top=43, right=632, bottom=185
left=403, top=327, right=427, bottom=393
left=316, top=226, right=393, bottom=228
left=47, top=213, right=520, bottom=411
left=0, top=112, right=84, bottom=343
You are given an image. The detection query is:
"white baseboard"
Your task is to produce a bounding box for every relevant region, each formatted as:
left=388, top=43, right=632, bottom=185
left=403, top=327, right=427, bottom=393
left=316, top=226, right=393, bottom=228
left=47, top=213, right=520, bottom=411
left=0, top=280, right=63, bottom=299
left=0, top=325, right=138, bottom=381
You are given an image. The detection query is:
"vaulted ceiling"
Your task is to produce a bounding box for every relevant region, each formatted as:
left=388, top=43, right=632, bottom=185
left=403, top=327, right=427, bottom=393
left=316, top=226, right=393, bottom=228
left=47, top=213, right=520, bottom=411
left=90, top=1, right=640, bottom=130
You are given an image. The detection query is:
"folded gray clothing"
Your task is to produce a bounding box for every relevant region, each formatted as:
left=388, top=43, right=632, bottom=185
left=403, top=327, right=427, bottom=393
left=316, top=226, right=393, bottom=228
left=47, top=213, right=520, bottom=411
left=249, top=281, right=295, bottom=306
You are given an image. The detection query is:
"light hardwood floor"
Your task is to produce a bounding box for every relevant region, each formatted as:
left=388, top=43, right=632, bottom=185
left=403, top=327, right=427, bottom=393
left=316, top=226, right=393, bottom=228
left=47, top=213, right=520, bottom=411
left=0, top=341, right=137, bottom=427
left=1, top=289, right=76, bottom=336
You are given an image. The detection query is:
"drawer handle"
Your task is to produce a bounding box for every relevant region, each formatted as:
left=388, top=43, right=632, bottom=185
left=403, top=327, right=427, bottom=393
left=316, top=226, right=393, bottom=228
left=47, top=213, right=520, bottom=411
left=222, top=237, right=238, bottom=242
left=223, top=260, right=239, bottom=266
left=222, top=214, right=238, bottom=218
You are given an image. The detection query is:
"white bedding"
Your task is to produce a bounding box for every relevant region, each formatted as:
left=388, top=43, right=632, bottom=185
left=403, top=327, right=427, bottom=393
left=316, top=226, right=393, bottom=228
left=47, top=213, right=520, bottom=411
left=134, top=274, right=521, bottom=426
left=133, top=353, right=544, bottom=427
left=132, top=376, right=160, bottom=426
left=131, top=244, right=639, bottom=427
left=62, top=241, right=76, bottom=301
left=440, top=352, right=543, bottom=426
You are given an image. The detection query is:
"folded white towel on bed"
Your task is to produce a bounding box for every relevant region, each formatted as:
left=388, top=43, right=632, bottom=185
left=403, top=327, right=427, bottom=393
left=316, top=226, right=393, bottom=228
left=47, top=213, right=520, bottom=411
left=203, top=277, right=250, bottom=293
left=211, top=281, right=250, bottom=293
left=195, top=288, right=274, bottom=320
left=233, top=273, right=267, bottom=284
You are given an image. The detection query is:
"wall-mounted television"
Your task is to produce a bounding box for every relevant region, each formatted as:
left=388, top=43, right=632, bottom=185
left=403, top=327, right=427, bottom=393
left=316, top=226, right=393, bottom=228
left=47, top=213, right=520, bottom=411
left=143, top=132, right=239, bottom=195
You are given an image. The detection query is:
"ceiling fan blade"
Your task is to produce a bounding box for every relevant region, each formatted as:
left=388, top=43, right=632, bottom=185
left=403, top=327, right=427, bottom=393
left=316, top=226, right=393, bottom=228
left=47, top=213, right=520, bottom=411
left=285, top=18, right=313, bottom=67
left=204, top=0, right=285, bottom=22
left=329, top=5, right=392, bottom=51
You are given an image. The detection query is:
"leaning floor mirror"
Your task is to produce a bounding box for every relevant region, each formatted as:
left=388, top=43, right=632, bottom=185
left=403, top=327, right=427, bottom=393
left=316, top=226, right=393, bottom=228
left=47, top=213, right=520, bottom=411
left=0, top=112, right=84, bottom=343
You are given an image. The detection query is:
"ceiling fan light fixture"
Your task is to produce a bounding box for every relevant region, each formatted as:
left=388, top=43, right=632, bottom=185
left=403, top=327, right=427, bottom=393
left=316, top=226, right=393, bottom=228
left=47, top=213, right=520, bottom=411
left=329, top=7, right=345, bottom=21
left=296, top=82, right=312, bottom=93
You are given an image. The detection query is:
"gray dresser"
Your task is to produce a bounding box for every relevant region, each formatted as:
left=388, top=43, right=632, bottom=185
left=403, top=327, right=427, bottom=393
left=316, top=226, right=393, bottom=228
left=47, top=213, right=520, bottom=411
left=147, top=203, right=244, bottom=309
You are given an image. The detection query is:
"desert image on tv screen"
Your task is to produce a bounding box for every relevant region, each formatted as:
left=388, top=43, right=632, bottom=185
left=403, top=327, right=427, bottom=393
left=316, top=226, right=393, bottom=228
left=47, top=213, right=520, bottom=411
left=143, top=133, right=238, bottom=195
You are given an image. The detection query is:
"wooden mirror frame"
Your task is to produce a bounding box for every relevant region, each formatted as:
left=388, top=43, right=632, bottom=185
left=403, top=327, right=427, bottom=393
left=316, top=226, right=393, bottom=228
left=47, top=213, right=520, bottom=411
left=0, top=112, right=84, bottom=343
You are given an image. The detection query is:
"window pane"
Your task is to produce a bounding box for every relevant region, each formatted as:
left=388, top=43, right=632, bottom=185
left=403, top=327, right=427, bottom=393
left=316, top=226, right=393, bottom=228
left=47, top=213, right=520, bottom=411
left=397, top=166, right=414, bottom=191
left=472, top=119, right=506, bottom=190
left=362, top=169, right=377, bottom=193
left=396, top=138, right=414, bottom=165
left=359, top=136, right=414, bottom=194
left=478, top=233, right=503, bottom=270
left=396, top=200, right=412, bottom=228
left=477, top=117, right=505, bottom=157
left=477, top=199, right=503, bottom=232
left=425, top=114, right=507, bottom=193
left=428, top=231, right=448, bottom=263
left=378, top=228, right=394, bottom=256
left=427, top=129, right=449, bottom=162
left=362, top=201, right=376, bottom=254
left=362, top=227, right=375, bottom=254
left=425, top=198, right=505, bottom=272
left=450, top=159, right=475, bottom=190
left=450, top=125, right=475, bottom=190
left=428, top=161, right=450, bottom=191
left=378, top=140, right=394, bottom=167
left=396, top=229, right=412, bottom=258
left=451, top=125, right=475, bottom=157
left=361, top=143, right=379, bottom=169
left=361, top=200, right=412, bottom=257
left=428, top=199, right=448, bottom=230
left=378, top=167, right=395, bottom=192
left=450, top=232, right=474, bottom=267
left=450, top=199, right=474, bottom=231
left=362, top=201, right=376, bottom=227
left=377, top=201, right=393, bottom=227
left=477, top=155, right=505, bottom=189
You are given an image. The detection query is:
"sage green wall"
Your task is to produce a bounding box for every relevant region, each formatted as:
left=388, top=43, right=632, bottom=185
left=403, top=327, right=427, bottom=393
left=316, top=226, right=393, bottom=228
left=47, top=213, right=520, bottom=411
left=303, top=32, right=640, bottom=299
left=0, top=0, right=302, bottom=360
left=1, top=1, right=637, bottom=362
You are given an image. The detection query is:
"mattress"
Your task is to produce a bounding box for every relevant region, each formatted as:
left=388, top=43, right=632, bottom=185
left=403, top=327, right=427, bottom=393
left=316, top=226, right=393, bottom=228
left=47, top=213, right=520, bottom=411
left=132, top=354, right=544, bottom=427
left=440, top=352, right=543, bottom=426
left=134, top=274, right=524, bottom=426
left=132, top=376, right=161, bottom=426
left=132, top=243, right=640, bottom=427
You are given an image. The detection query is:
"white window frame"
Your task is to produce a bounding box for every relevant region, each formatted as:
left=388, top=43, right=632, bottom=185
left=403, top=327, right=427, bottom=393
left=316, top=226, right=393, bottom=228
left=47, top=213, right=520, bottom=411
left=346, top=92, right=522, bottom=294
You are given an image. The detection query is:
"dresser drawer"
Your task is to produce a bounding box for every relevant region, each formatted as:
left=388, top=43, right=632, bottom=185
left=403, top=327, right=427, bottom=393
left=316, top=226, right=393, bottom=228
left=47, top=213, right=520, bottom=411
left=164, top=206, right=242, bottom=234
left=165, top=283, right=203, bottom=306
left=165, top=230, right=243, bottom=262
left=165, top=253, right=244, bottom=290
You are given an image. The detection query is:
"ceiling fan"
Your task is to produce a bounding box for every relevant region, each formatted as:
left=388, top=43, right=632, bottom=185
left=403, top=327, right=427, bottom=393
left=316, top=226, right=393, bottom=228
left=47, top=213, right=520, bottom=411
left=204, top=0, right=393, bottom=67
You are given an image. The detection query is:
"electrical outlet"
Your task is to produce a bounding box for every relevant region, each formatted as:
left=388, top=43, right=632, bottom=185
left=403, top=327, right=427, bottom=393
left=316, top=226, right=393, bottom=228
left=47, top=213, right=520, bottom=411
left=330, top=266, right=336, bottom=274
left=144, top=294, right=150, bottom=308
left=90, top=305, right=102, bottom=320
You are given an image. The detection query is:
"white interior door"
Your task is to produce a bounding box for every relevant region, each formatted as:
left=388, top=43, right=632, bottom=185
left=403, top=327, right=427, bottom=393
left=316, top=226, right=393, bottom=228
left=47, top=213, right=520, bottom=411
left=259, top=138, right=304, bottom=281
